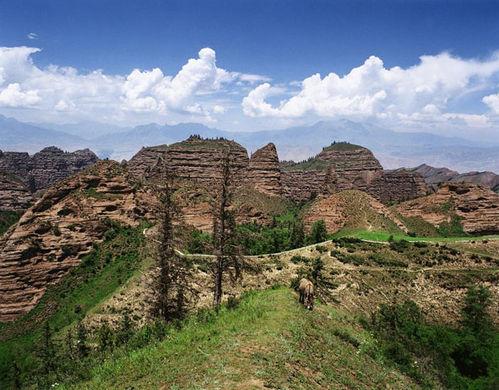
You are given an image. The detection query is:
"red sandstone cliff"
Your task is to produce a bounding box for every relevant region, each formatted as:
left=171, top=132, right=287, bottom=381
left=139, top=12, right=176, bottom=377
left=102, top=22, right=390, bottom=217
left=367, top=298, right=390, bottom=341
left=396, top=182, right=499, bottom=234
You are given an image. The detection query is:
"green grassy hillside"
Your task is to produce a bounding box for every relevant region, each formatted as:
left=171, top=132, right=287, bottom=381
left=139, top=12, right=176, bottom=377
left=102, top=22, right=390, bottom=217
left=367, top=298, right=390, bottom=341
left=0, top=222, right=147, bottom=388
left=67, top=287, right=417, bottom=389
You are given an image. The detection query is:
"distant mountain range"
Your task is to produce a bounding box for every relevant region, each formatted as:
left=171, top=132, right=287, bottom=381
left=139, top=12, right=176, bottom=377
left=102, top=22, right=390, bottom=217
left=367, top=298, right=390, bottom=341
left=1, top=115, right=498, bottom=173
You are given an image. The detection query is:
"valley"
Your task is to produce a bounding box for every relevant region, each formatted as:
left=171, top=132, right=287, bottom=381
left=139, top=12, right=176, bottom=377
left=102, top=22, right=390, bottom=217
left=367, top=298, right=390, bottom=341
left=0, top=135, right=497, bottom=389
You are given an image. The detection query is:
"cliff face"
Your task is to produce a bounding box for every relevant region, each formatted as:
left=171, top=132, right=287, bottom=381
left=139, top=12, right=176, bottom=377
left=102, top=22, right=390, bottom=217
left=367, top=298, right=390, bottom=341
left=128, top=136, right=249, bottom=185
left=0, top=147, right=98, bottom=192
left=396, top=182, right=499, bottom=234
left=0, top=161, right=150, bottom=322
left=368, top=169, right=429, bottom=204
left=247, top=143, right=282, bottom=196
left=0, top=173, right=32, bottom=211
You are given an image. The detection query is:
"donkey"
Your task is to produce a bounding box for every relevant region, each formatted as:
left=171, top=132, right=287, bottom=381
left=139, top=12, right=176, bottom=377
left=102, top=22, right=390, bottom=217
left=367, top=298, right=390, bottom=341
left=298, top=278, right=314, bottom=310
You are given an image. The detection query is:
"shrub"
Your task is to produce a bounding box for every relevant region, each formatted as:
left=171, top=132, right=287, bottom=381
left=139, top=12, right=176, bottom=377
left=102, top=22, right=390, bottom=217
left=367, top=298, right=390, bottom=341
left=389, top=239, right=411, bottom=253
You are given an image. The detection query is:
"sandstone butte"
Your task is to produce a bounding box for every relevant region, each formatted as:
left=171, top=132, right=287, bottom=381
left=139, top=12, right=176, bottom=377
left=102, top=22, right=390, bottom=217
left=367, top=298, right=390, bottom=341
left=0, top=146, right=98, bottom=212
left=1, top=136, right=497, bottom=322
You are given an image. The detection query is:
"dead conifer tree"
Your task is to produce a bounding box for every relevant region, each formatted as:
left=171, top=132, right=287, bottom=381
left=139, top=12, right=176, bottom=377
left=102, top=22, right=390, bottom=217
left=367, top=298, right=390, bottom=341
left=150, top=157, right=194, bottom=321
left=212, top=152, right=242, bottom=310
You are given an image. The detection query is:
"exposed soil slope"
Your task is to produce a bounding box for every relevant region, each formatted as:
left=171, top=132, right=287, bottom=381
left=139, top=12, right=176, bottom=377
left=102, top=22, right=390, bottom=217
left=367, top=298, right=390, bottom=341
left=302, top=190, right=408, bottom=234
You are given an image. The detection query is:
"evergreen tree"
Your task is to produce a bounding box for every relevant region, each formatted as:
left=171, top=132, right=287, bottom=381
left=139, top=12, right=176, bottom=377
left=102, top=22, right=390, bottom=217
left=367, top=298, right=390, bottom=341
left=309, top=219, right=328, bottom=244
left=290, top=220, right=305, bottom=249
left=461, top=285, right=493, bottom=336
left=150, top=156, right=194, bottom=321
left=212, top=152, right=242, bottom=310
left=38, top=322, right=57, bottom=388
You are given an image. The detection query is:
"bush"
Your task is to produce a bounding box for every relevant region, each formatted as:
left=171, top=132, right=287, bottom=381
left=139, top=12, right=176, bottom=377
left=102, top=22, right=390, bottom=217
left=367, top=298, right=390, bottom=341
left=290, top=255, right=308, bottom=264
left=226, top=296, right=240, bottom=310
left=389, top=239, right=411, bottom=253
left=186, top=230, right=212, bottom=254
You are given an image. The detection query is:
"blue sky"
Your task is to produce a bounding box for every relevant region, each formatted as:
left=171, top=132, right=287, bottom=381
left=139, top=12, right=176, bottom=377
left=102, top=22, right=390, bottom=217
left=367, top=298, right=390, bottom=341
left=1, top=0, right=499, bottom=138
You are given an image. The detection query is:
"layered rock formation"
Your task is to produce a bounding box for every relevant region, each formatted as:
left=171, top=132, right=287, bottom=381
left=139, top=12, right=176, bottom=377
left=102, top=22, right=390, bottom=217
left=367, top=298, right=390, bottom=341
left=396, top=182, right=499, bottom=234
left=369, top=169, right=429, bottom=204
left=409, top=164, right=499, bottom=193
left=302, top=190, right=408, bottom=234
left=0, top=172, right=32, bottom=211
left=128, top=136, right=249, bottom=185
left=0, top=161, right=150, bottom=321
left=247, top=143, right=281, bottom=196
left=281, top=142, right=427, bottom=203
left=0, top=146, right=98, bottom=192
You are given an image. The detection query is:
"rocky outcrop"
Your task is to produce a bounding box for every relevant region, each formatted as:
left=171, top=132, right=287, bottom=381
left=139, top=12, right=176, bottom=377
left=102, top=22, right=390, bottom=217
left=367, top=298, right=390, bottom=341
left=0, top=172, right=32, bottom=211
left=247, top=143, right=281, bottom=196
left=409, top=164, right=499, bottom=193
left=0, top=147, right=98, bottom=192
left=0, top=161, right=150, bottom=322
left=396, top=182, right=499, bottom=234
left=0, top=151, right=31, bottom=178
left=368, top=169, right=429, bottom=204
left=281, top=143, right=383, bottom=202
left=315, top=143, right=383, bottom=191
left=128, top=136, right=249, bottom=186
left=302, top=190, right=408, bottom=234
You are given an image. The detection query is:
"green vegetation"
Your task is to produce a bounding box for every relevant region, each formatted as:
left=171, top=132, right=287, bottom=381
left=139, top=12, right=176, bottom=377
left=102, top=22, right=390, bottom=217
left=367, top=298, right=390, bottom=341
left=437, top=215, right=467, bottom=237
left=63, top=288, right=415, bottom=389
left=185, top=229, right=212, bottom=254
left=330, top=229, right=499, bottom=243
left=0, top=210, right=21, bottom=235
left=0, top=221, right=147, bottom=389
left=235, top=213, right=328, bottom=255
left=282, top=156, right=330, bottom=171
left=370, top=286, right=498, bottom=389
left=309, top=219, right=328, bottom=244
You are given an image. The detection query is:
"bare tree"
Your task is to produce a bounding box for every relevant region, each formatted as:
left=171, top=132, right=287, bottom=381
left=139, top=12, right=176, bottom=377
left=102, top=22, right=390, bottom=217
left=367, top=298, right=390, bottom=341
left=150, top=157, right=193, bottom=321
left=212, top=152, right=242, bottom=309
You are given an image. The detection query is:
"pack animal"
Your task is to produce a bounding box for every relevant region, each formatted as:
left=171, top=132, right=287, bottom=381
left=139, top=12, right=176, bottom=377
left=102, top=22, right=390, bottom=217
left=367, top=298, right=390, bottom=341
left=298, top=278, right=314, bottom=310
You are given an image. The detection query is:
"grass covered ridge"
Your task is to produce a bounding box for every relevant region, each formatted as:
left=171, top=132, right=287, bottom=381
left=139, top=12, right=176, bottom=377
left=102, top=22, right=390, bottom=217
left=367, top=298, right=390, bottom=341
left=0, top=222, right=147, bottom=388
left=69, top=288, right=416, bottom=389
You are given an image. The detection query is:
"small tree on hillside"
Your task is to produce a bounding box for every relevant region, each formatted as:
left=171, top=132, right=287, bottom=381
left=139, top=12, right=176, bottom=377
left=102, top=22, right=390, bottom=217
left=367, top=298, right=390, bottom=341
left=309, top=219, right=328, bottom=244
left=290, top=220, right=305, bottom=249
left=38, top=322, right=57, bottom=387
left=212, top=152, right=242, bottom=310
left=461, top=286, right=493, bottom=336
left=150, top=157, right=194, bottom=321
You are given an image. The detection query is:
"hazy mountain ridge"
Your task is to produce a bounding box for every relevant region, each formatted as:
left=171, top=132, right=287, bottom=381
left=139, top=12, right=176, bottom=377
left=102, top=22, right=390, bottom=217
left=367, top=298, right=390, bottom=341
left=1, top=115, right=498, bottom=172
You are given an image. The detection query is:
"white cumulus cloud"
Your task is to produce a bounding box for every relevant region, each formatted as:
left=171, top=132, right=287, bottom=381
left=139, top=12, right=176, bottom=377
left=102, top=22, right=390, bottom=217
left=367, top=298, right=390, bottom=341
left=483, top=93, right=499, bottom=114
left=0, top=46, right=266, bottom=124
left=242, top=52, right=499, bottom=123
